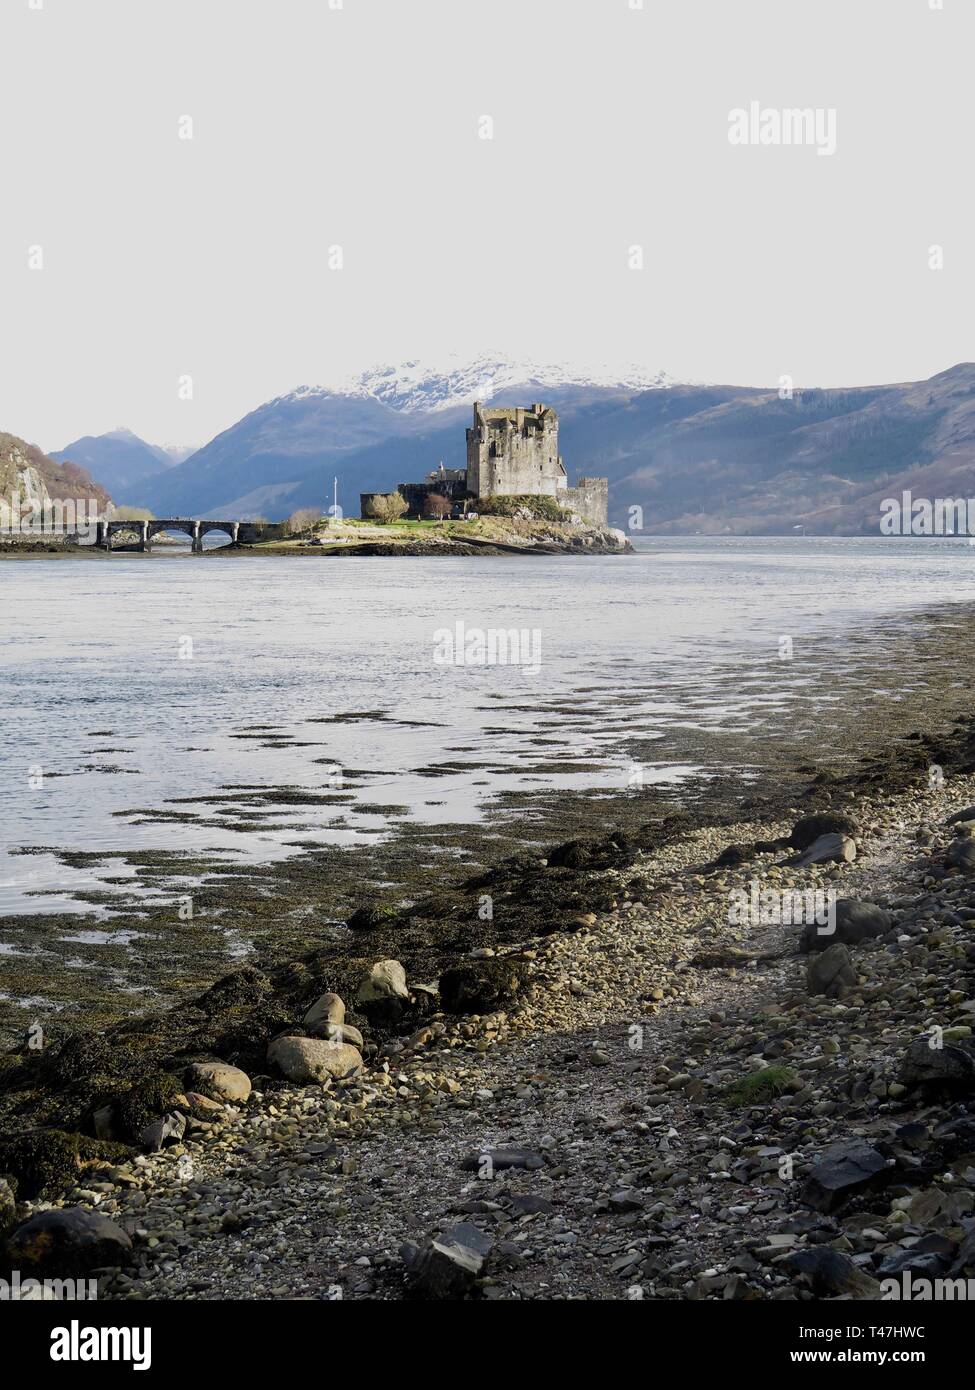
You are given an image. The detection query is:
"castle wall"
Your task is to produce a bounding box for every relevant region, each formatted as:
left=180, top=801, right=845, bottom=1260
left=562, top=477, right=608, bottom=527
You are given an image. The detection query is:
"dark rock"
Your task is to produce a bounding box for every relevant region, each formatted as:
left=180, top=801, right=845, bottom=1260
left=950, top=1226, right=975, bottom=1276
left=786, top=812, right=859, bottom=850
left=784, top=1247, right=879, bottom=1296
left=946, top=805, right=975, bottom=825
left=405, top=1222, right=493, bottom=1299
left=947, top=838, right=975, bottom=873
left=878, top=1246, right=951, bottom=1279
left=506, top=1194, right=555, bottom=1216
left=0, top=1178, right=16, bottom=1236
left=711, top=843, right=755, bottom=868
left=800, top=898, right=892, bottom=954
left=439, top=959, right=527, bottom=1014
left=806, top=943, right=856, bottom=997
left=346, top=905, right=397, bottom=932
left=139, top=1111, right=186, bottom=1152
left=0, top=1130, right=131, bottom=1201
left=5, top=1206, right=132, bottom=1277
left=899, top=1037, right=975, bottom=1093
left=546, top=831, right=634, bottom=871
left=608, top=1189, right=644, bottom=1213
left=800, top=1140, right=892, bottom=1213
left=460, top=1147, right=546, bottom=1173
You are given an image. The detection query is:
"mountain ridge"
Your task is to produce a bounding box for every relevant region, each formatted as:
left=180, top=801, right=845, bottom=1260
left=52, top=359, right=975, bottom=534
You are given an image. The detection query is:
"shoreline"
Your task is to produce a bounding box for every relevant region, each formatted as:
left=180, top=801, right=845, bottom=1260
left=3, top=673, right=975, bottom=1296
left=0, top=520, right=632, bottom=560
left=5, top=595, right=975, bottom=1038
left=3, top=746, right=975, bottom=1299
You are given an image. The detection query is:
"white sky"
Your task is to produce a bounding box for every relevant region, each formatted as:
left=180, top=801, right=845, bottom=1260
left=0, top=0, right=970, bottom=453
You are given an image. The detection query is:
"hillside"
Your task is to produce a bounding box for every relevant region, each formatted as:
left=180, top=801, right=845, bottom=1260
left=0, top=432, right=112, bottom=519
left=51, top=429, right=176, bottom=504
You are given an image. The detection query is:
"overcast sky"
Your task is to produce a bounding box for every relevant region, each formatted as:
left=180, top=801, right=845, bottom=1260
left=1, top=0, right=970, bottom=453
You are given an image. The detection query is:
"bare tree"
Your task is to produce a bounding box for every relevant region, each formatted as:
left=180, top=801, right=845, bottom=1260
left=286, top=507, right=321, bottom=535
left=366, top=493, right=409, bottom=523
left=423, top=492, right=452, bottom=519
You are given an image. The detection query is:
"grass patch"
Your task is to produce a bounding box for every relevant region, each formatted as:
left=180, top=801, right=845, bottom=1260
left=723, top=1065, right=798, bottom=1108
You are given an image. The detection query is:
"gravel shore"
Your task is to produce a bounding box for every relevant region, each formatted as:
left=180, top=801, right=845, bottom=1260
left=5, top=759, right=975, bottom=1301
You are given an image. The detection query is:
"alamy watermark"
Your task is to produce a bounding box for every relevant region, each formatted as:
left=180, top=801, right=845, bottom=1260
left=433, top=620, right=542, bottom=675
left=880, top=491, right=975, bottom=538
left=728, top=102, right=837, bottom=157
left=882, top=1273, right=975, bottom=1301
left=0, top=491, right=102, bottom=540
left=1, top=1269, right=98, bottom=1301
left=729, top=880, right=837, bottom=932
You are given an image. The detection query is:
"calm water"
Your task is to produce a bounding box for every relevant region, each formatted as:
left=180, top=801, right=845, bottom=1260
left=2, top=537, right=974, bottom=916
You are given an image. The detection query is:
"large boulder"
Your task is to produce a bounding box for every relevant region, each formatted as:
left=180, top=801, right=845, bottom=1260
left=5, top=1207, right=132, bottom=1277
left=404, top=1222, right=494, bottom=1300
left=786, top=812, right=858, bottom=850
left=899, top=1037, right=975, bottom=1093
left=800, top=1140, right=892, bottom=1213
left=784, top=1247, right=880, bottom=1298
left=806, top=943, right=856, bottom=997
left=184, top=1062, right=252, bottom=1104
left=439, top=959, right=527, bottom=1014
left=800, top=898, right=892, bottom=953
left=355, top=960, right=410, bottom=1021
left=266, top=1036, right=363, bottom=1085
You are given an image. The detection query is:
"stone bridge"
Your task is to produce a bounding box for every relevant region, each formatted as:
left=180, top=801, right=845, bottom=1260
left=94, top=519, right=273, bottom=553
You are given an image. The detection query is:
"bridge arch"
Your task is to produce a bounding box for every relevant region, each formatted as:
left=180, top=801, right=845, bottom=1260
left=198, top=521, right=240, bottom=547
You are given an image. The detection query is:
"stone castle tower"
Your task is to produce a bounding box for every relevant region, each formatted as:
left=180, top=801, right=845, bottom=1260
left=373, top=401, right=609, bottom=526
left=466, top=402, right=567, bottom=499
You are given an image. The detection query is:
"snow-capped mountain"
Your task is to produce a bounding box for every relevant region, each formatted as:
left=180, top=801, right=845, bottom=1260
left=276, top=353, right=676, bottom=416
left=130, top=354, right=681, bottom=517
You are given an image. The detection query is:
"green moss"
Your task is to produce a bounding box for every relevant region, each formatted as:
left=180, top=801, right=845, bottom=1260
left=114, top=1072, right=184, bottom=1139
left=0, top=1129, right=132, bottom=1199
left=723, top=1066, right=798, bottom=1108
left=478, top=494, right=569, bottom=522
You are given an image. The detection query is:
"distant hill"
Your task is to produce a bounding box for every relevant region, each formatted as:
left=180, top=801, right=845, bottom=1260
left=1, top=432, right=113, bottom=517
left=76, top=357, right=975, bottom=533
left=51, top=428, right=187, bottom=503
left=128, top=354, right=675, bottom=518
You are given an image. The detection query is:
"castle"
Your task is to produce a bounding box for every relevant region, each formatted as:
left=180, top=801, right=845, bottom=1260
left=361, top=402, right=608, bottom=526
